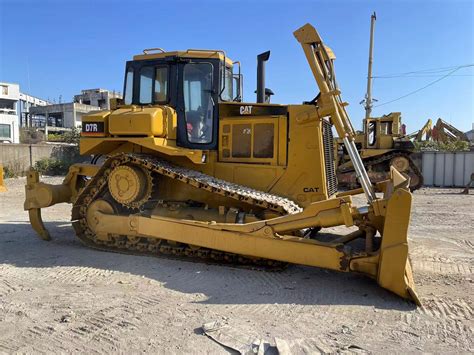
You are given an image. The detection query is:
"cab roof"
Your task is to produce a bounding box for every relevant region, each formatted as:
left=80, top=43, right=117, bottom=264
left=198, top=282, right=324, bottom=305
left=133, top=49, right=234, bottom=66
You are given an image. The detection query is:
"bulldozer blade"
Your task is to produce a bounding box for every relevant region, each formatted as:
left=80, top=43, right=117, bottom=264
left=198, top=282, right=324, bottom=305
left=28, top=208, right=51, bottom=241
left=377, top=188, right=421, bottom=306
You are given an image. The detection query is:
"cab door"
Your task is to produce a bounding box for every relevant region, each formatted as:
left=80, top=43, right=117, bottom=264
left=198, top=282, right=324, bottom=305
left=176, top=60, right=220, bottom=151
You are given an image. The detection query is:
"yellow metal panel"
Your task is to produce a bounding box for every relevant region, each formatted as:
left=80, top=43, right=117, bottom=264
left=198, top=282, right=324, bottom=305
left=278, top=115, right=288, bottom=166
left=270, top=105, right=328, bottom=205
left=377, top=188, right=420, bottom=304
left=360, top=149, right=393, bottom=159
left=80, top=137, right=205, bottom=164
left=95, top=212, right=347, bottom=272
left=378, top=135, right=394, bottom=149
left=218, top=116, right=280, bottom=165
left=164, top=106, right=177, bottom=139
left=132, top=50, right=234, bottom=66
left=213, top=163, right=284, bottom=193
left=233, top=166, right=278, bottom=191
left=109, top=107, right=165, bottom=137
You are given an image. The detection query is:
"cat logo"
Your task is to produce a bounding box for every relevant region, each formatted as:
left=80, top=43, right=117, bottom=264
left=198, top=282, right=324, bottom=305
left=303, top=187, right=319, bottom=192
left=239, top=105, right=253, bottom=115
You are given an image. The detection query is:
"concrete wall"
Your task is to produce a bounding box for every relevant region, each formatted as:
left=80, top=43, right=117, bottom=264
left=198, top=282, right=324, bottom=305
left=0, top=143, right=82, bottom=174
left=421, top=151, right=474, bottom=187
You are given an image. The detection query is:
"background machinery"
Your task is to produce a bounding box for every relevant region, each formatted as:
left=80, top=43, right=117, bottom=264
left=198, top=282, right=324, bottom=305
left=24, top=24, right=420, bottom=304
left=407, top=118, right=432, bottom=142
left=336, top=113, right=424, bottom=191
left=337, top=12, right=423, bottom=192
left=409, top=118, right=469, bottom=143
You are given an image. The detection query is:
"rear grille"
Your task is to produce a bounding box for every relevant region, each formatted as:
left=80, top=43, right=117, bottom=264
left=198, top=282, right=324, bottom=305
left=322, top=119, right=338, bottom=196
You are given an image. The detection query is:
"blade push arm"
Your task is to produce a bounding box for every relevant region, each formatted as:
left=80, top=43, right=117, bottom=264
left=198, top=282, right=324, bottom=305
left=294, top=23, right=376, bottom=202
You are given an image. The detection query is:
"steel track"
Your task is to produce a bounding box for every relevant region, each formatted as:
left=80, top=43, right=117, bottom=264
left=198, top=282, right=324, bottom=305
left=71, top=153, right=302, bottom=270
left=338, top=151, right=424, bottom=191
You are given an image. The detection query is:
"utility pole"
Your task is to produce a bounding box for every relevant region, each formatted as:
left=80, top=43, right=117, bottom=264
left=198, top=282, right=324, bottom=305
left=364, top=12, right=376, bottom=120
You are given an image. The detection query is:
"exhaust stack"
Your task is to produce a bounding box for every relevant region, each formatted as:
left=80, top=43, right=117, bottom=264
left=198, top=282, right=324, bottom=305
left=256, top=51, right=270, bottom=103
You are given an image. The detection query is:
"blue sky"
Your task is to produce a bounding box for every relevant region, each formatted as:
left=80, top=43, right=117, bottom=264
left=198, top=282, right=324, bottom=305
left=1, top=0, right=473, bottom=131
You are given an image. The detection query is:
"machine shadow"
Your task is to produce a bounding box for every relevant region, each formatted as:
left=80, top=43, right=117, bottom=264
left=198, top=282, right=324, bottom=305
left=0, top=221, right=416, bottom=311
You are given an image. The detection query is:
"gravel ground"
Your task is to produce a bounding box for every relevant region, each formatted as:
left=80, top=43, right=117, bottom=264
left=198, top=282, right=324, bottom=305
left=0, top=177, right=472, bottom=353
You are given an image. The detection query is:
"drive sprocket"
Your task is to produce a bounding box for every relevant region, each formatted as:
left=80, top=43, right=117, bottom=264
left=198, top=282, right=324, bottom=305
left=107, top=163, right=153, bottom=209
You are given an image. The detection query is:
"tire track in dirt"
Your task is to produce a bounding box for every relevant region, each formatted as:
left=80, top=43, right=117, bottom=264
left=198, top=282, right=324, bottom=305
left=0, top=279, right=19, bottom=297
left=456, top=239, right=474, bottom=249
left=2, top=181, right=473, bottom=353
left=0, top=304, right=142, bottom=353
left=398, top=307, right=473, bottom=351
left=421, top=298, right=473, bottom=321
left=412, top=255, right=473, bottom=276
left=0, top=265, right=117, bottom=285
left=36, top=266, right=117, bottom=284
left=131, top=294, right=168, bottom=309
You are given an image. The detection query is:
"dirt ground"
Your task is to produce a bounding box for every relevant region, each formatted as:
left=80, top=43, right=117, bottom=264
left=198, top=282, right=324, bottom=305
left=0, top=177, right=472, bottom=353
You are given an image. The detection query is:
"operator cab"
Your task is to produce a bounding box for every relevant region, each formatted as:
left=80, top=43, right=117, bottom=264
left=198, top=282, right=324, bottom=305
left=363, top=113, right=402, bottom=149
left=122, top=49, right=242, bottom=150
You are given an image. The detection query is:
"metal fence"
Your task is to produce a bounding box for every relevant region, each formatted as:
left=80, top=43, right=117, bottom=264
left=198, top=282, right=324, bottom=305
left=421, top=151, right=474, bottom=187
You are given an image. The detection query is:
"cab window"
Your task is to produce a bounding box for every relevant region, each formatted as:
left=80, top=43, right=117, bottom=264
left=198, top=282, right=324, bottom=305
left=220, top=67, right=233, bottom=101
left=139, top=66, right=153, bottom=104
left=139, top=66, right=169, bottom=104
left=380, top=121, right=392, bottom=135
left=154, top=67, right=168, bottom=102
left=368, top=121, right=376, bottom=146
left=183, top=63, right=214, bottom=144
left=124, top=68, right=134, bottom=105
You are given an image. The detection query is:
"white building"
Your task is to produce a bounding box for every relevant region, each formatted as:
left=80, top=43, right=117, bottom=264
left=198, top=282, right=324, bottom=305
left=30, top=88, right=120, bottom=131
left=18, top=93, right=50, bottom=127
left=74, top=88, right=121, bottom=110
left=0, top=83, right=120, bottom=142
left=29, top=102, right=100, bottom=130
left=0, top=82, right=20, bottom=143
left=0, top=82, right=50, bottom=143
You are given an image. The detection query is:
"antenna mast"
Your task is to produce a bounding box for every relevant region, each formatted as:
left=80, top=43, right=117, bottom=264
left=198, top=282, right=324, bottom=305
left=364, top=12, right=376, bottom=119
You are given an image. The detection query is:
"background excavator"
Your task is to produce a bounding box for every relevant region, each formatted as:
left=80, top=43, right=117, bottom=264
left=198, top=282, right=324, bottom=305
left=407, top=118, right=433, bottom=142
left=409, top=118, right=470, bottom=143
left=336, top=113, right=424, bottom=191
left=24, top=23, right=420, bottom=305
left=432, top=118, right=470, bottom=143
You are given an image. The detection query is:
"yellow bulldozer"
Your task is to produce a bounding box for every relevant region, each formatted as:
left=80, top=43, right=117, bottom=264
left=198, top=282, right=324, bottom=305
left=24, top=23, right=420, bottom=305
left=336, top=113, right=424, bottom=191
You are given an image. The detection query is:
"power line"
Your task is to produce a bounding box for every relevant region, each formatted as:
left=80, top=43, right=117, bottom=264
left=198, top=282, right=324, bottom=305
left=373, top=63, right=474, bottom=78
left=374, top=74, right=474, bottom=78
left=374, top=66, right=462, bottom=107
